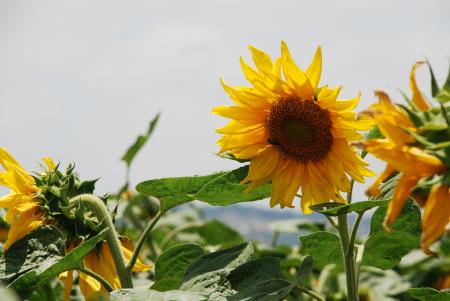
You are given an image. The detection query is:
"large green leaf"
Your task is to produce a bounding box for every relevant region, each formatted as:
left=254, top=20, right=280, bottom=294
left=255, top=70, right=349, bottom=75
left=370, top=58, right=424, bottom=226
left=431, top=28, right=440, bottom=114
left=362, top=200, right=421, bottom=269
left=227, top=257, right=283, bottom=291
left=299, top=232, right=342, bottom=269
left=179, top=242, right=254, bottom=295
left=110, top=289, right=207, bottom=301
left=121, top=113, right=160, bottom=167
left=407, top=288, right=450, bottom=301
left=136, top=166, right=271, bottom=212
left=0, top=225, right=108, bottom=298
left=152, top=244, right=206, bottom=291
left=229, top=256, right=313, bottom=301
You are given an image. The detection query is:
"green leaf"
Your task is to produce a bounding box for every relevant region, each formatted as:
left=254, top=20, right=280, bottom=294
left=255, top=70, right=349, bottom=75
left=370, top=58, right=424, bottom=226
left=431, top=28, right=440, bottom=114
left=186, top=220, right=244, bottom=246
left=121, top=113, right=160, bottom=167
left=228, top=257, right=283, bottom=291
left=136, top=166, right=271, bottom=212
left=179, top=242, right=254, bottom=296
left=427, top=61, right=440, bottom=98
left=299, top=232, right=342, bottom=269
left=227, top=279, right=291, bottom=301
left=362, top=200, right=421, bottom=269
left=152, top=244, right=206, bottom=291
left=227, top=256, right=313, bottom=301
left=407, top=287, right=450, bottom=301
left=0, top=225, right=108, bottom=298
left=311, top=200, right=388, bottom=216
left=110, top=289, right=207, bottom=301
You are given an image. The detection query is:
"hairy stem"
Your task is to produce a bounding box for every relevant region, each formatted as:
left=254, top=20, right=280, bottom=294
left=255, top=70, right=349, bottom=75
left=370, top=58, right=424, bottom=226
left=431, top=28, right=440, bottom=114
left=127, top=210, right=164, bottom=272
left=69, top=194, right=132, bottom=288
left=337, top=214, right=358, bottom=301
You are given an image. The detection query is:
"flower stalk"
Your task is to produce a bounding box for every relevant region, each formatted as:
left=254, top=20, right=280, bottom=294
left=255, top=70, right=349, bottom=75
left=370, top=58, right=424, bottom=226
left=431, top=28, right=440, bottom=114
left=127, top=210, right=164, bottom=272
left=68, top=194, right=133, bottom=288
left=337, top=214, right=358, bottom=301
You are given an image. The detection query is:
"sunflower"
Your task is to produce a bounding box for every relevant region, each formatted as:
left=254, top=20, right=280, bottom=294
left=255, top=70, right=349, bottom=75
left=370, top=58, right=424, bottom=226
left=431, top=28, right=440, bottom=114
left=0, top=148, right=152, bottom=299
left=0, top=147, right=52, bottom=250
left=363, top=63, right=449, bottom=254
left=60, top=241, right=151, bottom=301
left=213, top=42, right=374, bottom=212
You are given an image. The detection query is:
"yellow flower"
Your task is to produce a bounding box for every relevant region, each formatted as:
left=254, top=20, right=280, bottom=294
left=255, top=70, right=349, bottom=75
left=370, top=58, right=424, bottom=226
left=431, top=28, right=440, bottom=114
left=213, top=42, right=374, bottom=212
left=363, top=65, right=448, bottom=254
left=0, top=147, right=54, bottom=250
left=60, top=241, right=152, bottom=301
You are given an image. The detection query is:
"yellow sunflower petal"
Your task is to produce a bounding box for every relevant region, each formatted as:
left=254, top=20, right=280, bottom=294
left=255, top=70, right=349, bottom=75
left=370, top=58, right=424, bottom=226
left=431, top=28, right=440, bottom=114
left=280, top=41, right=314, bottom=99
left=42, top=157, right=56, bottom=170
left=240, top=57, right=279, bottom=99
left=421, top=184, right=450, bottom=254
left=317, top=85, right=342, bottom=108
left=4, top=203, right=44, bottom=250
left=220, top=79, right=271, bottom=109
left=248, top=45, right=273, bottom=73
left=410, top=61, right=430, bottom=111
left=306, top=46, right=322, bottom=89
left=384, top=175, right=419, bottom=229
left=366, top=164, right=395, bottom=197
left=270, top=162, right=303, bottom=208
left=59, top=271, right=74, bottom=301
left=241, top=146, right=280, bottom=184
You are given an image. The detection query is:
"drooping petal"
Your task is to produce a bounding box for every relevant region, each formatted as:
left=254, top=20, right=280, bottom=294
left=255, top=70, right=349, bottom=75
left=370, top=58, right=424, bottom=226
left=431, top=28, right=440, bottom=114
left=384, top=174, right=420, bottom=229
left=366, top=164, right=396, bottom=197
left=421, top=184, right=450, bottom=254
left=59, top=271, right=74, bottom=301
left=410, top=61, right=430, bottom=111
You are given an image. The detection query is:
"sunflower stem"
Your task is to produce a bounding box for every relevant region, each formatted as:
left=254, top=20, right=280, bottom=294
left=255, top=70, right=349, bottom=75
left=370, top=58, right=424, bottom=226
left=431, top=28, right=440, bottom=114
left=127, top=210, right=164, bottom=272
left=69, top=194, right=132, bottom=289
left=77, top=267, right=114, bottom=292
left=337, top=214, right=358, bottom=301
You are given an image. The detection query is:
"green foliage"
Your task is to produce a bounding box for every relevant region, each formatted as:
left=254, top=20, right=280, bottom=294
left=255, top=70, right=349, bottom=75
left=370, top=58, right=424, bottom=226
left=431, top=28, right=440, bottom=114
left=407, top=287, right=450, bottom=301
left=185, top=220, right=244, bottom=246
left=0, top=225, right=107, bottom=298
left=121, top=113, right=160, bottom=167
left=136, top=166, right=271, bottom=212
left=152, top=244, right=206, bottom=291
left=300, top=232, right=342, bottom=269
left=362, top=199, right=421, bottom=270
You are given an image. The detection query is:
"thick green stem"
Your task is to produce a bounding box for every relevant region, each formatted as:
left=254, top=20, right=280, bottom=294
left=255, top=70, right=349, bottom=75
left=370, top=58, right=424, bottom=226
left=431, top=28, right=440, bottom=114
left=297, top=287, right=326, bottom=301
left=127, top=210, right=164, bottom=272
left=69, top=194, right=132, bottom=288
left=337, top=214, right=358, bottom=301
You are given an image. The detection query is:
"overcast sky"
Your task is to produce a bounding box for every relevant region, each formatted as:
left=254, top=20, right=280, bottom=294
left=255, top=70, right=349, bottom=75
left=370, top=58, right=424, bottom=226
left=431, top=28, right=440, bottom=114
left=1, top=1, right=450, bottom=210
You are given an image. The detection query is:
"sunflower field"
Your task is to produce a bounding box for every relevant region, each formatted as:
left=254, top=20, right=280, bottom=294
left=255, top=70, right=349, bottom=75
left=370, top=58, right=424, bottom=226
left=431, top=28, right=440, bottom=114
left=1, top=42, right=450, bottom=301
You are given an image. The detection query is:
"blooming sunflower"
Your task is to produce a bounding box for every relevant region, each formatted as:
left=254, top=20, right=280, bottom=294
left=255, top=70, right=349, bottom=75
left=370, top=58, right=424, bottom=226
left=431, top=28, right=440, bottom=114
left=60, top=241, right=151, bottom=301
left=363, top=62, right=449, bottom=254
left=213, top=42, right=374, bottom=212
left=0, top=147, right=52, bottom=250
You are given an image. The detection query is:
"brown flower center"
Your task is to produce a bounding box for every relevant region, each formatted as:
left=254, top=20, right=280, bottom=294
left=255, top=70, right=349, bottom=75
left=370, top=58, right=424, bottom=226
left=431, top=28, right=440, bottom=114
left=266, top=96, right=333, bottom=162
